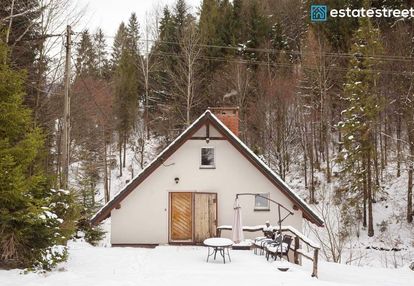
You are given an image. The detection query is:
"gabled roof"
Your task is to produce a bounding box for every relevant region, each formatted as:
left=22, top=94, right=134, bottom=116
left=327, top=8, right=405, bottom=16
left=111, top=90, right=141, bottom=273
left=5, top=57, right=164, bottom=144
left=91, top=110, right=324, bottom=227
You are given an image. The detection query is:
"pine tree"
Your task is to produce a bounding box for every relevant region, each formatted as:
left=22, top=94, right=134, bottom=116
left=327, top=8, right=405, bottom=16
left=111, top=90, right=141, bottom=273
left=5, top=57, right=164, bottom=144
left=244, top=0, right=270, bottom=62
left=125, top=13, right=141, bottom=61
left=151, top=5, right=177, bottom=126
left=231, top=0, right=243, bottom=43
left=111, top=15, right=141, bottom=173
left=0, top=44, right=77, bottom=269
left=199, top=0, right=220, bottom=47
left=76, top=30, right=97, bottom=76
left=94, top=28, right=110, bottom=79
left=173, top=0, right=189, bottom=38
left=338, top=12, right=383, bottom=237
left=111, top=22, right=127, bottom=71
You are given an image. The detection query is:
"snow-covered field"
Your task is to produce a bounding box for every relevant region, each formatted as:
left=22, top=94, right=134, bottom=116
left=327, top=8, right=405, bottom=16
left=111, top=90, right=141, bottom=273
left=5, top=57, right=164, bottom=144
left=1, top=241, right=412, bottom=286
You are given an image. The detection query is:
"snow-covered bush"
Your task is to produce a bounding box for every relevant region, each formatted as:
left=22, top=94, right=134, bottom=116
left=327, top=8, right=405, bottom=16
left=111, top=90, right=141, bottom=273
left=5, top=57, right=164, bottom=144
left=30, top=245, right=68, bottom=272
left=0, top=185, right=78, bottom=270
left=76, top=217, right=105, bottom=246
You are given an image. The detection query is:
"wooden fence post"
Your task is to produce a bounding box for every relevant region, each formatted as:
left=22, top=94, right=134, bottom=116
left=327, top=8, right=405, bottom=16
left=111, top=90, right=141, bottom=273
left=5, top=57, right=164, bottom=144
left=312, top=249, right=319, bottom=278
left=294, top=236, right=300, bottom=264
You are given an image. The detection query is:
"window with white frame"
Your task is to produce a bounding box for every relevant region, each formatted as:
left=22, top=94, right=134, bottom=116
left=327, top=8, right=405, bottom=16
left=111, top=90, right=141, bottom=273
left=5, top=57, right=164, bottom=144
left=200, top=147, right=215, bottom=168
left=254, top=193, right=270, bottom=211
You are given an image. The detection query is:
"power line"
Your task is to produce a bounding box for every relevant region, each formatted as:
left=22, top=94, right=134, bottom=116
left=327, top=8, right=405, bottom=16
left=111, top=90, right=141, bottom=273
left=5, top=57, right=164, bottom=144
left=148, top=50, right=414, bottom=76
left=88, top=32, right=414, bottom=63
left=72, top=32, right=414, bottom=76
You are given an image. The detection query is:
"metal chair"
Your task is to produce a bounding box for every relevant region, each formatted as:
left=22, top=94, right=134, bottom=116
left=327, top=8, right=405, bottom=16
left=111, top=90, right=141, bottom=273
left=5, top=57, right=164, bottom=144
left=265, top=235, right=293, bottom=261
left=254, top=233, right=282, bottom=255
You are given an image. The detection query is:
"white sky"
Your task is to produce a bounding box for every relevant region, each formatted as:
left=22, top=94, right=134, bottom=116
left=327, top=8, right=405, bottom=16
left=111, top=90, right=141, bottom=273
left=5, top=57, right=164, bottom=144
left=76, top=0, right=202, bottom=37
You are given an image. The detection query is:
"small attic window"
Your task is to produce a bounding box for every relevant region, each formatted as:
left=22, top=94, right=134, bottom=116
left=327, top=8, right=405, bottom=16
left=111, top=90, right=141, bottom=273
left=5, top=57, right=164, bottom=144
left=254, top=193, right=270, bottom=211
left=200, top=147, right=215, bottom=169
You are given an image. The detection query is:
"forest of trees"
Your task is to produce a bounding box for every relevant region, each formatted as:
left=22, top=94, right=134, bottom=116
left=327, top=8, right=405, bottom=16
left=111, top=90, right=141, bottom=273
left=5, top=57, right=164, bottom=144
left=1, top=0, right=414, bottom=268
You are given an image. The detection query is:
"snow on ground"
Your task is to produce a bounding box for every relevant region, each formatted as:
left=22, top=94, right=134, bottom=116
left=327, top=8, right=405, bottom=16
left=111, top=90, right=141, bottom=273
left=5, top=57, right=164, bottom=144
left=1, top=241, right=412, bottom=286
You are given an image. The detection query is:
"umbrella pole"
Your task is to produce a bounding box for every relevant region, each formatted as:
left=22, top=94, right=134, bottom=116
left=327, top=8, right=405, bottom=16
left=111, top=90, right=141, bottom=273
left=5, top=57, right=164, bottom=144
left=278, top=204, right=282, bottom=261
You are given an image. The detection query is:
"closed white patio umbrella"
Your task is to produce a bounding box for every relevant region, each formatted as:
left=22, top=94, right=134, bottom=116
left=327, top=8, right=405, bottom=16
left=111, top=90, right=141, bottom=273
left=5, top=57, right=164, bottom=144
left=232, top=198, right=244, bottom=243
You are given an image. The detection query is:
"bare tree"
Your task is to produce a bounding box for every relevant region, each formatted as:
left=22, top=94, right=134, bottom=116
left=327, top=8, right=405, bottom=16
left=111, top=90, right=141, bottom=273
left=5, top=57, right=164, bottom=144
left=309, top=186, right=350, bottom=263
left=138, top=9, right=162, bottom=139
left=169, top=22, right=203, bottom=126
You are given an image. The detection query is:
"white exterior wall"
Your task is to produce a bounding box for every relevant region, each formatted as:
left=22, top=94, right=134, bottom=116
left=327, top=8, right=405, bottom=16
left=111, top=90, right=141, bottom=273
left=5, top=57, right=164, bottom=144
left=111, top=132, right=303, bottom=244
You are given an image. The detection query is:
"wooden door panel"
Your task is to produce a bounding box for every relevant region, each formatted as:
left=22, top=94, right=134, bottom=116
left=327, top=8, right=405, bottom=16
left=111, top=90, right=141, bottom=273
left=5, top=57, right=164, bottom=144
left=170, top=193, right=193, bottom=241
left=194, top=193, right=217, bottom=243
left=208, top=194, right=217, bottom=237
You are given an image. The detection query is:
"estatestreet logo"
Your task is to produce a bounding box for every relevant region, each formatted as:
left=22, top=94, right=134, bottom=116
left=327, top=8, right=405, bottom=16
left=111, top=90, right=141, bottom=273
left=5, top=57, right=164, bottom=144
left=310, top=4, right=414, bottom=22
left=311, top=5, right=328, bottom=22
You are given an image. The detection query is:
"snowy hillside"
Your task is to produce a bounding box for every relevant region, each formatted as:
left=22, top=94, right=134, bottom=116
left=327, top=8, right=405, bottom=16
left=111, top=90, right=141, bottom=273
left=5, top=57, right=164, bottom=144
left=285, top=161, right=414, bottom=268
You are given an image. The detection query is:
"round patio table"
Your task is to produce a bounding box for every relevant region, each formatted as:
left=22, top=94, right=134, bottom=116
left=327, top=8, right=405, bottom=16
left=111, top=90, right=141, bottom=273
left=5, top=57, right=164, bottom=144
left=203, top=238, right=233, bottom=264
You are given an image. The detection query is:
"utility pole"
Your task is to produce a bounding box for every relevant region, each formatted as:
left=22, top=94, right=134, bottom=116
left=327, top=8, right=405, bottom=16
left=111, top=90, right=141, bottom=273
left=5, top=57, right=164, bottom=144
left=61, top=25, right=72, bottom=189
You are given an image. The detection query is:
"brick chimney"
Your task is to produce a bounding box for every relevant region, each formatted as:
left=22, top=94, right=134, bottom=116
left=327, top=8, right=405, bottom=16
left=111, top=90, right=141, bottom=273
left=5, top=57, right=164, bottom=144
left=210, top=107, right=239, bottom=136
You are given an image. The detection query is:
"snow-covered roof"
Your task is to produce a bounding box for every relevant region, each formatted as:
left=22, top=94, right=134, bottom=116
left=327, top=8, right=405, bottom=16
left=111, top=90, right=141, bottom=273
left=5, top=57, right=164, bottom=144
left=91, top=110, right=324, bottom=227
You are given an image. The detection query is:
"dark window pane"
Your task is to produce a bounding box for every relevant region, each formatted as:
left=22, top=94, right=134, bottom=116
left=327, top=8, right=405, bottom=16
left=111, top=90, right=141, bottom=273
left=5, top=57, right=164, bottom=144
left=201, top=148, right=214, bottom=166
left=255, top=193, right=270, bottom=209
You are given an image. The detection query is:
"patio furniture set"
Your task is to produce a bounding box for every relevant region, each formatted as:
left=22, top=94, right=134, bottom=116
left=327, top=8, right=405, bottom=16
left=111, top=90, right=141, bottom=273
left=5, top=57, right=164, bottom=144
left=203, top=232, right=293, bottom=264
left=253, top=232, right=293, bottom=261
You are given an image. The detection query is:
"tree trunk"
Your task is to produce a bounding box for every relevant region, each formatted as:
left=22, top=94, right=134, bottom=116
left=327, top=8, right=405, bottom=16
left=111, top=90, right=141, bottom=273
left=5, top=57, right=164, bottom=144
left=123, top=134, right=127, bottom=168
left=4, top=0, right=15, bottom=50
left=313, top=114, right=320, bottom=170
left=104, top=138, right=109, bottom=203
left=397, top=113, right=402, bottom=177
left=303, top=115, right=308, bottom=188
left=384, top=113, right=389, bottom=166
left=362, top=159, right=367, bottom=228
left=367, top=149, right=374, bottom=237
left=408, top=160, right=413, bottom=223
left=373, top=126, right=380, bottom=200
left=407, top=124, right=414, bottom=223
left=379, top=119, right=384, bottom=181
left=186, top=55, right=192, bottom=126
left=304, top=147, right=308, bottom=188
left=119, top=140, right=122, bottom=177
left=310, top=122, right=315, bottom=204
left=144, top=56, right=150, bottom=140
left=326, top=122, right=331, bottom=183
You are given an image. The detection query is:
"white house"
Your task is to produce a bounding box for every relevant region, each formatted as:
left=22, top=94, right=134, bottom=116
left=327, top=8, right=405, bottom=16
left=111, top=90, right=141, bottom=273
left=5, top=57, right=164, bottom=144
left=91, top=107, right=323, bottom=246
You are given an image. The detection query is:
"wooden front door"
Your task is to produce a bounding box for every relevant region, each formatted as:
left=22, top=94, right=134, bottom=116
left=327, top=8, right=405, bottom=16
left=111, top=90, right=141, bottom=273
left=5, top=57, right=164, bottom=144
left=170, top=192, right=193, bottom=241
left=194, top=193, right=217, bottom=243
